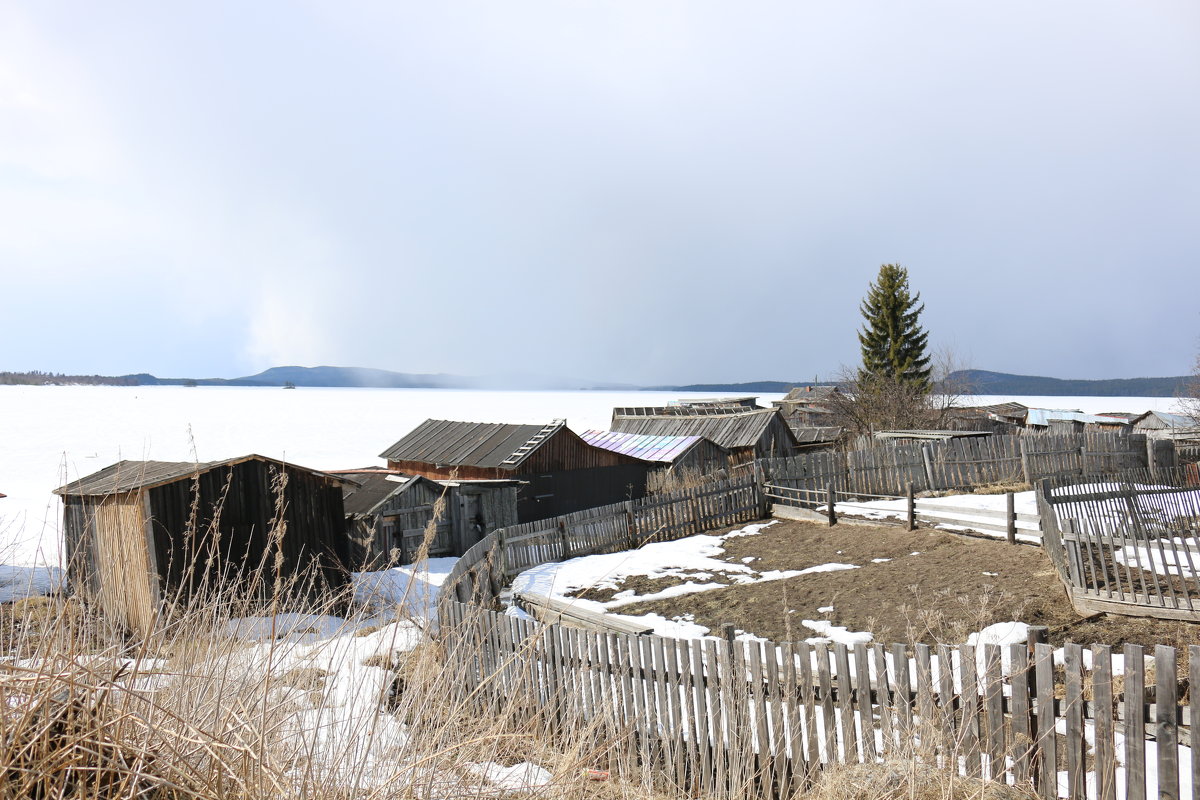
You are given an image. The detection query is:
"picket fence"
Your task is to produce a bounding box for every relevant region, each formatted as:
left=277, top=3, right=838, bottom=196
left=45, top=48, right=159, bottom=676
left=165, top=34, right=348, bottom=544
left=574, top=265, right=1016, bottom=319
left=437, top=459, right=1200, bottom=799
left=441, top=599, right=1199, bottom=800
left=760, top=433, right=1162, bottom=500
left=1039, top=478, right=1200, bottom=622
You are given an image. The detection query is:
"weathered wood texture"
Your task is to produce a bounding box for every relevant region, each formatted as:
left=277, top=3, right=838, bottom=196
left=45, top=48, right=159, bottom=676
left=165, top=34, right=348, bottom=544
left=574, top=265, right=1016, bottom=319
left=759, top=433, right=1159, bottom=500
left=1039, top=478, right=1200, bottom=621
left=442, top=600, right=1198, bottom=800
left=63, top=458, right=350, bottom=634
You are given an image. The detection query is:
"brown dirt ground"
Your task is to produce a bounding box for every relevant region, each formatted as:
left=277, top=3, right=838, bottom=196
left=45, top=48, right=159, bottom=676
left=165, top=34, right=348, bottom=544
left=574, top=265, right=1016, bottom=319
left=609, top=519, right=1200, bottom=649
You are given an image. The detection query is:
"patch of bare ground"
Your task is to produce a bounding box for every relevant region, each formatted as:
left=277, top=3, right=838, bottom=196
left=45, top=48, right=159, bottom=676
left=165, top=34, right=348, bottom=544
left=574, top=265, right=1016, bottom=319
left=614, top=519, right=1200, bottom=649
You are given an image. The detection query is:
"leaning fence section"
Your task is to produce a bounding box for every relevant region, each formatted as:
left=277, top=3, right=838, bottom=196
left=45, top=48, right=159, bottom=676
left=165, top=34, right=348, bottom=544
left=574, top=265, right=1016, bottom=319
left=442, top=600, right=1200, bottom=800
left=1038, top=478, right=1200, bottom=621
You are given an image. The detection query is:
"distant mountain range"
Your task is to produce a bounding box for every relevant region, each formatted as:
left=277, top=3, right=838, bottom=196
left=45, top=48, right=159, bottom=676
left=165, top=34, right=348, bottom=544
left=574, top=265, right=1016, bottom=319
left=4, top=366, right=1194, bottom=397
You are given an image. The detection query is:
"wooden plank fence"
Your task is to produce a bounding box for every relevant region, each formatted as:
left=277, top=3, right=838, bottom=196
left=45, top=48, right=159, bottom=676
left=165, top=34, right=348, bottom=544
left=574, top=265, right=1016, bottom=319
left=1038, top=478, right=1200, bottom=621
left=441, top=475, right=765, bottom=607
left=760, top=433, right=1161, bottom=500
left=442, top=600, right=1200, bottom=800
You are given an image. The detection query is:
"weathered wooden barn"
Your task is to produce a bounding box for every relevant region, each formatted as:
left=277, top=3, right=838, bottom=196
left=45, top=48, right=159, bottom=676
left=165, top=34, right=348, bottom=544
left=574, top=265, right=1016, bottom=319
left=609, top=408, right=797, bottom=464
left=334, top=468, right=519, bottom=567
left=55, top=456, right=352, bottom=634
left=1130, top=410, right=1197, bottom=431
left=772, top=386, right=842, bottom=427
left=579, top=430, right=731, bottom=475
left=379, top=420, right=650, bottom=522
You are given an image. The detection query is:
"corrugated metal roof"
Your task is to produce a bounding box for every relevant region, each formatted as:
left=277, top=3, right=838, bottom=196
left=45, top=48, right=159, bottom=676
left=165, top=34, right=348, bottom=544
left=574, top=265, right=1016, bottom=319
left=610, top=409, right=790, bottom=450
left=55, top=455, right=352, bottom=497
left=579, top=430, right=704, bottom=463
left=1025, top=409, right=1129, bottom=427
left=378, top=419, right=563, bottom=469
left=1132, top=410, right=1196, bottom=429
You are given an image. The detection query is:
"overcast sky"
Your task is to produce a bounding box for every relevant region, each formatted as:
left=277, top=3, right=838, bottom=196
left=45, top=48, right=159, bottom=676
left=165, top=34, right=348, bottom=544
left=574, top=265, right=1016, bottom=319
left=1, top=2, right=1197, bottom=386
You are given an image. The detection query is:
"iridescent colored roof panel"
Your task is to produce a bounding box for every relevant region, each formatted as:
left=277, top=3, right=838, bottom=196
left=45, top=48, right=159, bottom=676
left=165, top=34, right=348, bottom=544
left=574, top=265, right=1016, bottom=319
left=579, top=430, right=703, bottom=463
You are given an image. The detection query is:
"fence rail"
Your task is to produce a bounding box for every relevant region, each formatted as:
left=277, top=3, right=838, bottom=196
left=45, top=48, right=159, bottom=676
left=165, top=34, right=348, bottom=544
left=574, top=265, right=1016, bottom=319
left=1038, top=478, right=1200, bottom=621
left=443, top=600, right=1200, bottom=800
left=435, top=448, right=1200, bottom=799
left=760, top=433, right=1170, bottom=500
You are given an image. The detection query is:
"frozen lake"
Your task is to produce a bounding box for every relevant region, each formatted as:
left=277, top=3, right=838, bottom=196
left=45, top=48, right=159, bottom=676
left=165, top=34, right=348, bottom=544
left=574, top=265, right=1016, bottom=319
left=0, top=386, right=1187, bottom=566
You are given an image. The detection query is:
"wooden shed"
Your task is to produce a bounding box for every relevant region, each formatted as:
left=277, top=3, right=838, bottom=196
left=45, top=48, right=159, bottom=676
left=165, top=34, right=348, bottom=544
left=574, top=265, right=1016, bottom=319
left=379, top=419, right=650, bottom=522
left=55, top=456, right=351, bottom=634
left=609, top=408, right=797, bottom=464
left=334, top=468, right=519, bottom=567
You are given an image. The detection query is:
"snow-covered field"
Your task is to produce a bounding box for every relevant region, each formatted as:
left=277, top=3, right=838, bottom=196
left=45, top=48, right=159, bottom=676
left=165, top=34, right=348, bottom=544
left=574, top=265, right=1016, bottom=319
left=0, top=386, right=1186, bottom=569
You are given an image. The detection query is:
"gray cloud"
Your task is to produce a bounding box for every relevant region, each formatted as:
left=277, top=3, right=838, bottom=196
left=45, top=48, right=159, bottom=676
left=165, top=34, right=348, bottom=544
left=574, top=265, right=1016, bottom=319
left=1, top=1, right=1197, bottom=384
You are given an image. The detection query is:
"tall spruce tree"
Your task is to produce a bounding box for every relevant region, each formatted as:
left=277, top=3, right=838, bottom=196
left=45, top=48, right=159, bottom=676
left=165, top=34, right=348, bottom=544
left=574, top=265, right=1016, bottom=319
left=857, top=264, right=932, bottom=390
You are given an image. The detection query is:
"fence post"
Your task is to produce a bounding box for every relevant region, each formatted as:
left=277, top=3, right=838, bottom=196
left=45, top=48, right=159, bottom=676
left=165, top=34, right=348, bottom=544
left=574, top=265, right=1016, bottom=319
left=722, top=623, right=737, bottom=646
left=625, top=500, right=636, bottom=550
left=826, top=483, right=837, bottom=527
left=906, top=482, right=916, bottom=531
left=920, top=443, right=936, bottom=490
left=1006, top=491, right=1017, bottom=545
left=557, top=518, right=571, bottom=560
left=1019, top=437, right=1032, bottom=484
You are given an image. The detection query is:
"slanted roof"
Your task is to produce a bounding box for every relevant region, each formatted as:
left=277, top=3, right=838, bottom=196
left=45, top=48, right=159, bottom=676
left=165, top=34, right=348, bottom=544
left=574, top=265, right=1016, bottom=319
left=579, top=430, right=710, bottom=463
left=378, top=419, right=565, bottom=469
left=1025, top=409, right=1129, bottom=427
left=1131, top=410, right=1196, bottom=429
left=874, top=430, right=993, bottom=441
left=332, top=469, right=426, bottom=517
left=781, top=385, right=840, bottom=403
left=790, top=426, right=844, bottom=444
left=610, top=409, right=792, bottom=450
left=54, top=455, right=353, bottom=497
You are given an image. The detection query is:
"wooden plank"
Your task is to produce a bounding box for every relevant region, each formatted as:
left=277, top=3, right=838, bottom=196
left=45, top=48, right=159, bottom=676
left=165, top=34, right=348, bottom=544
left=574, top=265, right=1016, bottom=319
left=1092, top=644, right=1116, bottom=800
left=854, top=642, right=877, bottom=763
left=873, top=643, right=895, bottom=758
left=689, top=639, right=712, bottom=796
left=1035, top=642, right=1058, bottom=800
left=1190, top=647, right=1200, bottom=800
left=834, top=643, right=858, bottom=762
left=781, top=642, right=805, bottom=794
left=914, top=644, right=936, bottom=760
left=513, top=591, right=654, bottom=635
left=1124, top=644, right=1146, bottom=800
left=815, top=642, right=836, bottom=763
left=1064, top=643, right=1085, bottom=800
left=984, top=644, right=1005, bottom=783
left=1009, top=643, right=1034, bottom=786
left=763, top=641, right=785, bottom=797
left=1157, top=645, right=1180, bottom=800
left=937, top=643, right=957, bottom=758
left=891, top=643, right=913, bottom=752
left=960, top=643, right=983, bottom=778
left=797, top=641, right=817, bottom=770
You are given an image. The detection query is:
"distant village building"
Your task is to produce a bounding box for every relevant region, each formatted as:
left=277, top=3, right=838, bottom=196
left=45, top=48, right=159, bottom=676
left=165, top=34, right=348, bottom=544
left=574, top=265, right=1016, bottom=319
left=609, top=407, right=797, bottom=464
left=1024, top=408, right=1131, bottom=433
left=1130, top=410, right=1197, bottom=431
left=772, top=386, right=842, bottom=428
left=578, top=430, right=731, bottom=475
left=379, top=419, right=650, bottom=522
left=334, top=468, right=519, bottom=567
left=943, top=402, right=1028, bottom=433
left=55, top=456, right=352, bottom=635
